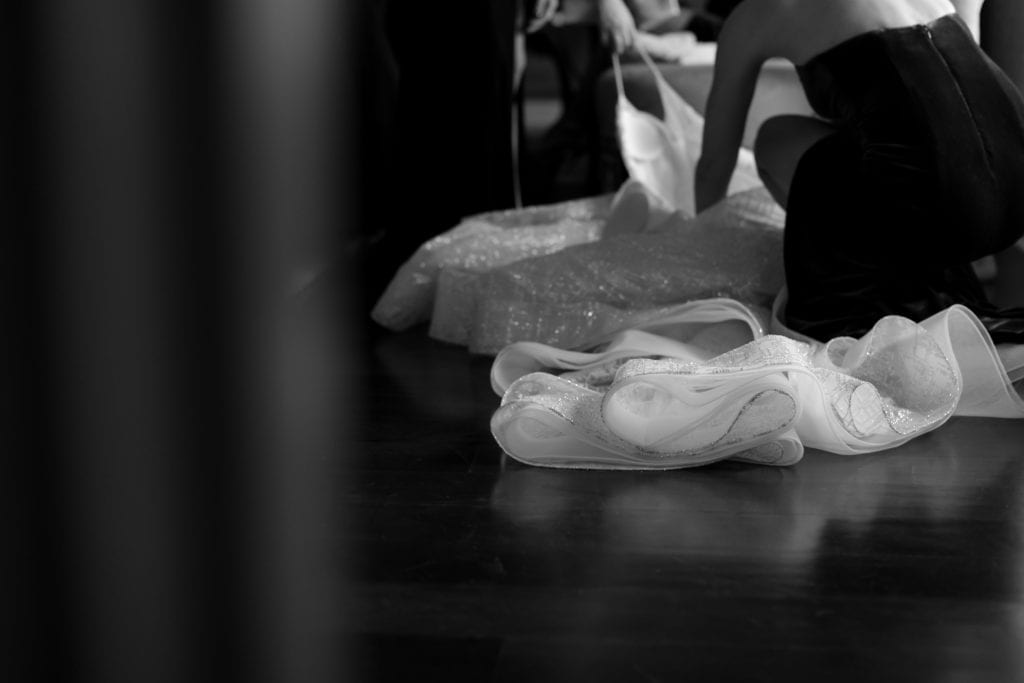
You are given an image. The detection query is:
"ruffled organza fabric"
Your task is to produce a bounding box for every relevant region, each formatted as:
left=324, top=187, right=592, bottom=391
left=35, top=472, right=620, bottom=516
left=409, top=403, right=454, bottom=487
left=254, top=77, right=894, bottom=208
left=371, top=77, right=1023, bottom=468
left=371, top=194, right=614, bottom=333
left=372, top=69, right=768, bottom=355
left=491, top=302, right=1024, bottom=469
left=612, top=48, right=762, bottom=215
left=373, top=185, right=785, bottom=355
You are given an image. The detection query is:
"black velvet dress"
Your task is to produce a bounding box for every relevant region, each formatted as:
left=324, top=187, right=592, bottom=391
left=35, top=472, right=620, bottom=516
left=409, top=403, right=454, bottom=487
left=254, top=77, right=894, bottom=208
left=783, top=13, right=1024, bottom=343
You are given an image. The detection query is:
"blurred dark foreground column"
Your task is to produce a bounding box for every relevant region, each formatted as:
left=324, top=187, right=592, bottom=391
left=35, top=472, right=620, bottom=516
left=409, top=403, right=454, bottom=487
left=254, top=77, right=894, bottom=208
left=7, top=2, right=352, bottom=682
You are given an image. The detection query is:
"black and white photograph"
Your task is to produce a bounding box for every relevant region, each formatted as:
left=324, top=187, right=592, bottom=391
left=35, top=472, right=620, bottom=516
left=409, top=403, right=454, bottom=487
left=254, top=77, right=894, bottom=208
left=9, top=1, right=1024, bottom=681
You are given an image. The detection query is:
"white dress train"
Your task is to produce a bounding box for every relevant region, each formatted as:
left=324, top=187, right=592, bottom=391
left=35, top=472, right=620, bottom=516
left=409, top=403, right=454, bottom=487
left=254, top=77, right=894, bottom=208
left=491, top=303, right=1024, bottom=469
left=371, top=69, right=1024, bottom=468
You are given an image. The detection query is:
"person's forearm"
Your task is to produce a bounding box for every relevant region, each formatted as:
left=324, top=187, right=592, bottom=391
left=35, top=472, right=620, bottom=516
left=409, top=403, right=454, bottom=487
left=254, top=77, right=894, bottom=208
left=597, top=0, right=637, bottom=53
left=695, top=154, right=734, bottom=213
left=981, top=0, right=1024, bottom=89
left=950, top=0, right=984, bottom=41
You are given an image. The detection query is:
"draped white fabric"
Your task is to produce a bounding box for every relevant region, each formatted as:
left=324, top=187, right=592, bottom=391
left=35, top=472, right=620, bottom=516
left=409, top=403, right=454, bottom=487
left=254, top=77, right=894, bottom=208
left=491, top=302, right=1024, bottom=469
left=371, top=98, right=1024, bottom=468
left=612, top=49, right=762, bottom=216
left=372, top=185, right=785, bottom=354
left=372, top=54, right=767, bottom=354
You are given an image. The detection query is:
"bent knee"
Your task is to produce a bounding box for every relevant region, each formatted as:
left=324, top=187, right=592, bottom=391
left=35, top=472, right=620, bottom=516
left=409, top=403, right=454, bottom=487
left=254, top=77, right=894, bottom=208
left=754, top=115, right=812, bottom=162
left=755, top=115, right=835, bottom=194
left=753, top=117, right=792, bottom=196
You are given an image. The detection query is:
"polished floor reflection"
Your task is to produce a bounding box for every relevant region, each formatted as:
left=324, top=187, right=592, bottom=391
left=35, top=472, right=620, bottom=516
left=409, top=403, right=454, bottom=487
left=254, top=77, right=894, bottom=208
left=348, top=323, right=1024, bottom=683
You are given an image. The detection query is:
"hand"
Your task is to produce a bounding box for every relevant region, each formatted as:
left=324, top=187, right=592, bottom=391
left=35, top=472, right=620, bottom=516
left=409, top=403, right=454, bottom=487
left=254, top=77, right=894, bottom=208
left=636, top=31, right=698, bottom=63
left=527, top=0, right=559, bottom=33
left=597, top=0, right=637, bottom=54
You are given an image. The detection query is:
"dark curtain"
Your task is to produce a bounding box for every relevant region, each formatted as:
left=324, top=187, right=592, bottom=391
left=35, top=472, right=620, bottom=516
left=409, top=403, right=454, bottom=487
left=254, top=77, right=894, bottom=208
left=7, top=3, right=351, bottom=682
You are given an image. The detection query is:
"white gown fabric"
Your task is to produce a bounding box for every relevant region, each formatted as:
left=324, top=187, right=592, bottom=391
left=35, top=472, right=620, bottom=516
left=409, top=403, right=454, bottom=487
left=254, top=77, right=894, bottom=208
left=372, top=177, right=1024, bottom=468
left=371, top=51, right=767, bottom=355
left=371, top=69, right=1024, bottom=468
left=372, top=184, right=785, bottom=355
left=491, top=301, right=1024, bottom=469
left=612, top=49, right=763, bottom=216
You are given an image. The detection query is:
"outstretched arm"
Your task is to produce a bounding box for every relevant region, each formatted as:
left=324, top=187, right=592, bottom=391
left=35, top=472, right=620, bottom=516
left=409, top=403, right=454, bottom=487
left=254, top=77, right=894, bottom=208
left=597, top=0, right=638, bottom=54
left=694, top=5, right=769, bottom=212
left=527, top=0, right=560, bottom=33
left=950, top=0, right=985, bottom=40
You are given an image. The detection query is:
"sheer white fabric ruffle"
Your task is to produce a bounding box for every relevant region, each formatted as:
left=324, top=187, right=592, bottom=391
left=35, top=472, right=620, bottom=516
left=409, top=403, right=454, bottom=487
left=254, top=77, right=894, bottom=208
left=370, top=105, right=1024, bottom=468
left=370, top=194, right=614, bottom=333
left=373, top=184, right=785, bottom=355
left=613, top=48, right=763, bottom=215
left=491, top=302, right=1024, bottom=469
left=372, top=65, right=770, bottom=355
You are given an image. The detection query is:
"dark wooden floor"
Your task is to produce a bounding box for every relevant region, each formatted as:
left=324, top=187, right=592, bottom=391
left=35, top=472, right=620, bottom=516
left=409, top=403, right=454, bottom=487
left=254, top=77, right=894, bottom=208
left=345, top=305, right=1024, bottom=682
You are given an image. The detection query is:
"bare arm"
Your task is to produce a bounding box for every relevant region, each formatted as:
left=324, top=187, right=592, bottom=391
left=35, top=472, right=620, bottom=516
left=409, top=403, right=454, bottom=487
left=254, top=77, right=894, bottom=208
left=950, top=0, right=985, bottom=40
left=695, top=5, right=770, bottom=213
left=597, top=0, right=638, bottom=53
left=527, top=0, right=560, bottom=33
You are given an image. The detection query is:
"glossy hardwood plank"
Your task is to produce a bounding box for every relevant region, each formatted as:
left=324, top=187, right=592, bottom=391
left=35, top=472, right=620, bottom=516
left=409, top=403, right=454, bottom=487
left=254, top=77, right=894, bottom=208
left=348, top=325, right=1024, bottom=682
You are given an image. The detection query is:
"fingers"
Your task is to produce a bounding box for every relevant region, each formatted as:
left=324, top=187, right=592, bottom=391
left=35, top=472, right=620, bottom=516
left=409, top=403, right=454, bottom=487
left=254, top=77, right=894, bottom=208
left=616, top=27, right=636, bottom=53
left=526, top=0, right=558, bottom=33
left=535, top=0, right=557, bottom=22
left=603, top=25, right=636, bottom=54
left=636, top=31, right=698, bottom=62
left=597, top=0, right=637, bottom=54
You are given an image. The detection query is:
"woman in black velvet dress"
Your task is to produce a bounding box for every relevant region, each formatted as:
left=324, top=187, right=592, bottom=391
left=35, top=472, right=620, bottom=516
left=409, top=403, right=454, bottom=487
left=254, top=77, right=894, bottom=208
left=695, top=0, right=1024, bottom=343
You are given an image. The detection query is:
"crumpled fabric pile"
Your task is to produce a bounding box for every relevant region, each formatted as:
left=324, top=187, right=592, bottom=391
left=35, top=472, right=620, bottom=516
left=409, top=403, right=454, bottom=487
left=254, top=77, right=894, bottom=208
left=371, top=69, right=1024, bottom=467
left=490, top=301, right=1024, bottom=468
left=372, top=185, right=784, bottom=355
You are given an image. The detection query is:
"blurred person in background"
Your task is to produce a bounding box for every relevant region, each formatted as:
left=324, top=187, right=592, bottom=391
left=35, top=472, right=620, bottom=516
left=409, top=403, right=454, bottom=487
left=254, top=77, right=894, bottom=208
left=695, top=0, right=1024, bottom=342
